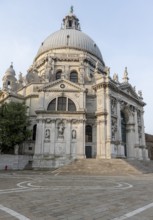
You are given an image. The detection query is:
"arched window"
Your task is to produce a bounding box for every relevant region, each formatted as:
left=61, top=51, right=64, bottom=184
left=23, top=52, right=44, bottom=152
left=47, top=97, right=76, bottom=112
left=56, top=70, right=62, bottom=80
left=57, top=97, right=66, bottom=111
left=86, top=125, right=92, bottom=142
left=47, top=98, right=56, bottom=111
left=32, top=124, right=37, bottom=141
left=70, top=71, right=78, bottom=83
left=68, top=99, right=76, bottom=111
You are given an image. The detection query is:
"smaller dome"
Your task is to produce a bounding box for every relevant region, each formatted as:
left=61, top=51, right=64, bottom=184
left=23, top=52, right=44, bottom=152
left=5, top=63, right=15, bottom=76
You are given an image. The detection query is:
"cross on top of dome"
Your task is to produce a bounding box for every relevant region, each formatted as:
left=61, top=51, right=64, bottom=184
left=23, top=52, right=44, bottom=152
left=62, top=6, right=81, bottom=31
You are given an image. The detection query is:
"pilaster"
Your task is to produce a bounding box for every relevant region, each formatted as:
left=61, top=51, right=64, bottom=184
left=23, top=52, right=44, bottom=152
left=77, top=120, right=85, bottom=158
left=105, top=87, right=111, bottom=159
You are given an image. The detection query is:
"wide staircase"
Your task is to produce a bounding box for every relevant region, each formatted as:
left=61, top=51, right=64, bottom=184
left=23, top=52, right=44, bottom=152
left=52, top=159, right=153, bottom=176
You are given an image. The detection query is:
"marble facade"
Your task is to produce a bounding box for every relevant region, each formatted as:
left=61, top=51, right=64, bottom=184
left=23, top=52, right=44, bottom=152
left=0, top=9, right=149, bottom=168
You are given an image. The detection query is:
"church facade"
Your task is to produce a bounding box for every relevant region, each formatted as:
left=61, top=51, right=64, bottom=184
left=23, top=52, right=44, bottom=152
left=0, top=9, right=149, bottom=168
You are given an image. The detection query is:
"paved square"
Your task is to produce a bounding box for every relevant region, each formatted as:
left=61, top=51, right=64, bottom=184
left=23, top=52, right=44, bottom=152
left=0, top=171, right=153, bottom=220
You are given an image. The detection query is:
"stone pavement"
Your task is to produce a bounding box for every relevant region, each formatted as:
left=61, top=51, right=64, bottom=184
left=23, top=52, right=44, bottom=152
left=0, top=171, right=153, bottom=220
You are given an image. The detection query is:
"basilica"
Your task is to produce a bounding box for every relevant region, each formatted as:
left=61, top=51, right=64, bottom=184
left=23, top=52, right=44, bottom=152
left=0, top=8, right=149, bottom=168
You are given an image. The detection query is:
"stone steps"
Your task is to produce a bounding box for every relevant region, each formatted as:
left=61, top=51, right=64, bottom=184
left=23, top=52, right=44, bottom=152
left=52, top=159, right=153, bottom=176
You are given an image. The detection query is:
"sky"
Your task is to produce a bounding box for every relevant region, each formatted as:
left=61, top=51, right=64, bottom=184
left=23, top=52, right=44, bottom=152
left=0, top=0, right=153, bottom=134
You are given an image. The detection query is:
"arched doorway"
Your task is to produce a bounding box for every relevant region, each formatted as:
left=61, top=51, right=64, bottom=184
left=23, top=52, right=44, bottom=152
left=121, top=112, right=127, bottom=157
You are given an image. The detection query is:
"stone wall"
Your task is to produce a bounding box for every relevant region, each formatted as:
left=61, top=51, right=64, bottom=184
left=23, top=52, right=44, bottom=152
left=0, top=155, right=33, bottom=170
left=145, top=133, right=153, bottom=160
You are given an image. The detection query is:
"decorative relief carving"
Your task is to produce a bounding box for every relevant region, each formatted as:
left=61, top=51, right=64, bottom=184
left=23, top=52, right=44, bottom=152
left=44, top=129, right=50, bottom=142
left=111, top=117, right=117, bottom=140
left=75, top=93, right=79, bottom=98
left=138, top=126, right=142, bottom=139
left=46, top=118, right=51, bottom=123
left=111, top=98, right=117, bottom=115
left=55, top=143, right=65, bottom=155
left=137, top=110, right=141, bottom=125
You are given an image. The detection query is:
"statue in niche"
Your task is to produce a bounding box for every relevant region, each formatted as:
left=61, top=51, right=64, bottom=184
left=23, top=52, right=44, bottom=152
left=111, top=99, right=116, bottom=115
left=45, top=129, right=50, bottom=139
left=58, top=122, right=65, bottom=138
left=72, top=130, right=76, bottom=139
left=111, top=118, right=117, bottom=140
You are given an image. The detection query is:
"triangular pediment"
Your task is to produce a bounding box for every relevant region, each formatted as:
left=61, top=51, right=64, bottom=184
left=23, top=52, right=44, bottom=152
left=119, top=83, right=139, bottom=100
left=0, top=90, right=24, bottom=102
left=38, top=79, right=85, bottom=92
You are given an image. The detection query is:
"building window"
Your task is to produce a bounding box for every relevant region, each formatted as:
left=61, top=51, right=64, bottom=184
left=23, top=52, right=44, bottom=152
left=70, top=71, right=78, bottom=83
left=57, top=97, right=66, bottom=111
left=68, top=99, right=76, bottom=111
left=86, top=125, right=92, bottom=142
left=48, top=98, right=56, bottom=111
left=56, top=71, right=62, bottom=80
left=47, top=97, right=76, bottom=112
left=32, top=124, right=37, bottom=141
left=69, top=20, right=72, bottom=27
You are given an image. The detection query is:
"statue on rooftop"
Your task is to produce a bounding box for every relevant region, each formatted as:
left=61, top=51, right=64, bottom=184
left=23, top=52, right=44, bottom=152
left=70, top=6, right=74, bottom=13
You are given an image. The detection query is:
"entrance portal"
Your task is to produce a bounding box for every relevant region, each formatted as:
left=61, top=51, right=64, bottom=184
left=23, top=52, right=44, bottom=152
left=85, top=146, right=92, bottom=158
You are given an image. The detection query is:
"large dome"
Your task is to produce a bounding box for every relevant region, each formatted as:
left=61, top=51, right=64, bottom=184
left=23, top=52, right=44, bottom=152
left=35, top=10, right=104, bottom=63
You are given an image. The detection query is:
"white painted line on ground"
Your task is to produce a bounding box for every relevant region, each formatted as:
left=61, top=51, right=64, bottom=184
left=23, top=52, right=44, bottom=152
left=114, top=182, right=133, bottom=190
left=112, top=202, right=153, bottom=220
left=0, top=204, right=30, bottom=220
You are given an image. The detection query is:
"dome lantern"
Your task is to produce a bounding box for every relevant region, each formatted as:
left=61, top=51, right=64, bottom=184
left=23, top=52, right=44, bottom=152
left=62, top=6, right=81, bottom=31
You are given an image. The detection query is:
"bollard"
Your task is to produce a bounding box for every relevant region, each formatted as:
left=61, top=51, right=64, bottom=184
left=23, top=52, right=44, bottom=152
left=5, top=165, right=8, bottom=171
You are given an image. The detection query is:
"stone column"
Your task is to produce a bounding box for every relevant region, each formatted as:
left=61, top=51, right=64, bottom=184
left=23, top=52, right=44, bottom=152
left=50, top=119, right=56, bottom=155
left=126, top=123, right=135, bottom=158
left=117, top=100, right=122, bottom=142
left=101, top=85, right=105, bottom=112
left=65, top=120, right=71, bottom=156
left=134, top=109, right=139, bottom=159
left=141, top=111, right=146, bottom=147
left=34, top=119, right=45, bottom=155
left=116, top=100, right=124, bottom=157
left=77, top=120, right=85, bottom=158
left=141, top=111, right=149, bottom=160
left=38, top=91, right=45, bottom=110
left=96, top=120, right=101, bottom=157
left=105, top=88, right=111, bottom=159
left=96, top=119, right=106, bottom=158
